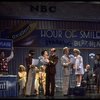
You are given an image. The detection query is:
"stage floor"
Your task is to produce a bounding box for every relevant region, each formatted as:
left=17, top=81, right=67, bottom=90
left=1, top=92, right=100, bottom=99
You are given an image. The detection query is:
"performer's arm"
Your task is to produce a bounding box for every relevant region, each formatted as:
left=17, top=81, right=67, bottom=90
left=61, top=57, right=70, bottom=68
left=40, top=57, right=49, bottom=65
left=52, top=56, right=58, bottom=65
left=6, top=48, right=14, bottom=62
left=18, top=72, right=26, bottom=79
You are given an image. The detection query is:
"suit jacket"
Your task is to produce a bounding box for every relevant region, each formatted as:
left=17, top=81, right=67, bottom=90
left=48, top=55, right=58, bottom=75
left=25, top=56, right=33, bottom=71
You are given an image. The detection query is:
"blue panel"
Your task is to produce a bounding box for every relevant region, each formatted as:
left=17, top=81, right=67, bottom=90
left=0, top=75, right=18, bottom=97
left=0, top=39, right=13, bottom=50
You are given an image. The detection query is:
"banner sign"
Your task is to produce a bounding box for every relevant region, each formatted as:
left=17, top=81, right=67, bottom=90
left=14, top=29, right=100, bottom=48
left=38, top=30, right=100, bottom=48
left=0, top=39, right=13, bottom=49
left=0, top=22, right=100, bottom=48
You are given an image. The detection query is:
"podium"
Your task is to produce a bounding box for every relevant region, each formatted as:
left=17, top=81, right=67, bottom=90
left=0, top=75, right=18, bottom=97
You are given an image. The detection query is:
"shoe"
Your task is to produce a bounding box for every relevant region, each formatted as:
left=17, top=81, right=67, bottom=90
left=63, top=94, right=68, bottom=96
left=31, top=94, right=37, bottom=96
left=50, top=96, right=54, bottom=99
left=50, top=94, right=54, bottom=96
left=25, top=95, right=30, bottom=97
left=76, top=83, right=81, bottom=87
left=45, top=95, right=50, bottom=98
left=76, top=85, right=80, bottom=87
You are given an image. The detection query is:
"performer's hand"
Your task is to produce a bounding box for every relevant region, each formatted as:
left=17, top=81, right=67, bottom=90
left=93, top=74, right=95, bottom=77
left=68, top=61, right=71, bottom=65
left=77, top=67, right=80, bottom=71
left=83, top=80, right=87, bottom=83
left=12, top=47, right=14, bottom=51
left=50, top=61, right=53, bottom=64
left=63, top=65, right=67, bottom=68
left=29, top=65, right=32, bottom=68
left=73, top=66, right=76, bottom=70
left=73, top=65, right=76, bottom=69
left=46, top=59, right=49, bottom=63
left=35, top=66, right=38, bottom=71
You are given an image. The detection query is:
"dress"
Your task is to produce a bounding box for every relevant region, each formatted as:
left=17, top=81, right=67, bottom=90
left=74, top=55, right=84, bottom=75
left=18, top=71, right=27, bottom=95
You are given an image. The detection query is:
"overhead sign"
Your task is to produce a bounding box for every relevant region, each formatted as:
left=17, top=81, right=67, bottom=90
left=39, top=30, right=100, bottom=48
left=0, top=21, right=100, bottom=48
left=0, top=39, right=13, bottom=49
left=11, top=29, right=100, bottom=48
left=30, top=5, right=56, bottom=13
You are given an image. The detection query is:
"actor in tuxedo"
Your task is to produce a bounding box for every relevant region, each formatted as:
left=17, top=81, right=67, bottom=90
left=46, top=48, right=58, bottom=97
left=25, top=50, right=35, bottom=78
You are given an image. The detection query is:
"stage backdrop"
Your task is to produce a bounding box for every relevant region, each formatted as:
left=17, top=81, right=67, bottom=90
left=0, top=19, right=100, bottom=90
left=0, top=19, right=100, bottom=48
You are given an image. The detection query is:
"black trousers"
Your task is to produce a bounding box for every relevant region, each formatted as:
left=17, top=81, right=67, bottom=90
left=46, top=73, right=55, bottom=96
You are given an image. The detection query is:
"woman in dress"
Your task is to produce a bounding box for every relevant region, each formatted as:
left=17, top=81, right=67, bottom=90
left=18, top=65, right=27, bottom=96
left=73, top=48, right=84, bottom=87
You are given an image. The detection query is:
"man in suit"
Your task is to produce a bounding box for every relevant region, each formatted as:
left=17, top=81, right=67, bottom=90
left=25, top=50, right=35, bottom=78
left=25, top=50, right=36, bottom=96
left=46, top=48, right=58, bottom=97
left=61, top=47, right=71, bottom=96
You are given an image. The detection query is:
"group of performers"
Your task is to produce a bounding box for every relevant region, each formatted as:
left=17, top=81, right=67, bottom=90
left=0, top=47, right=100, bottom=97
left=18, top=48, right=58, bottom=97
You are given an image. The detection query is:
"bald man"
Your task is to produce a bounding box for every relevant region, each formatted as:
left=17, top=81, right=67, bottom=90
left=45, top=48, right=58, bottom=97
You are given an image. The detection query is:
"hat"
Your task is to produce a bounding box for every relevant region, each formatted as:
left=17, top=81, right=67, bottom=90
left=29, top=49, right=35, bottom=54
